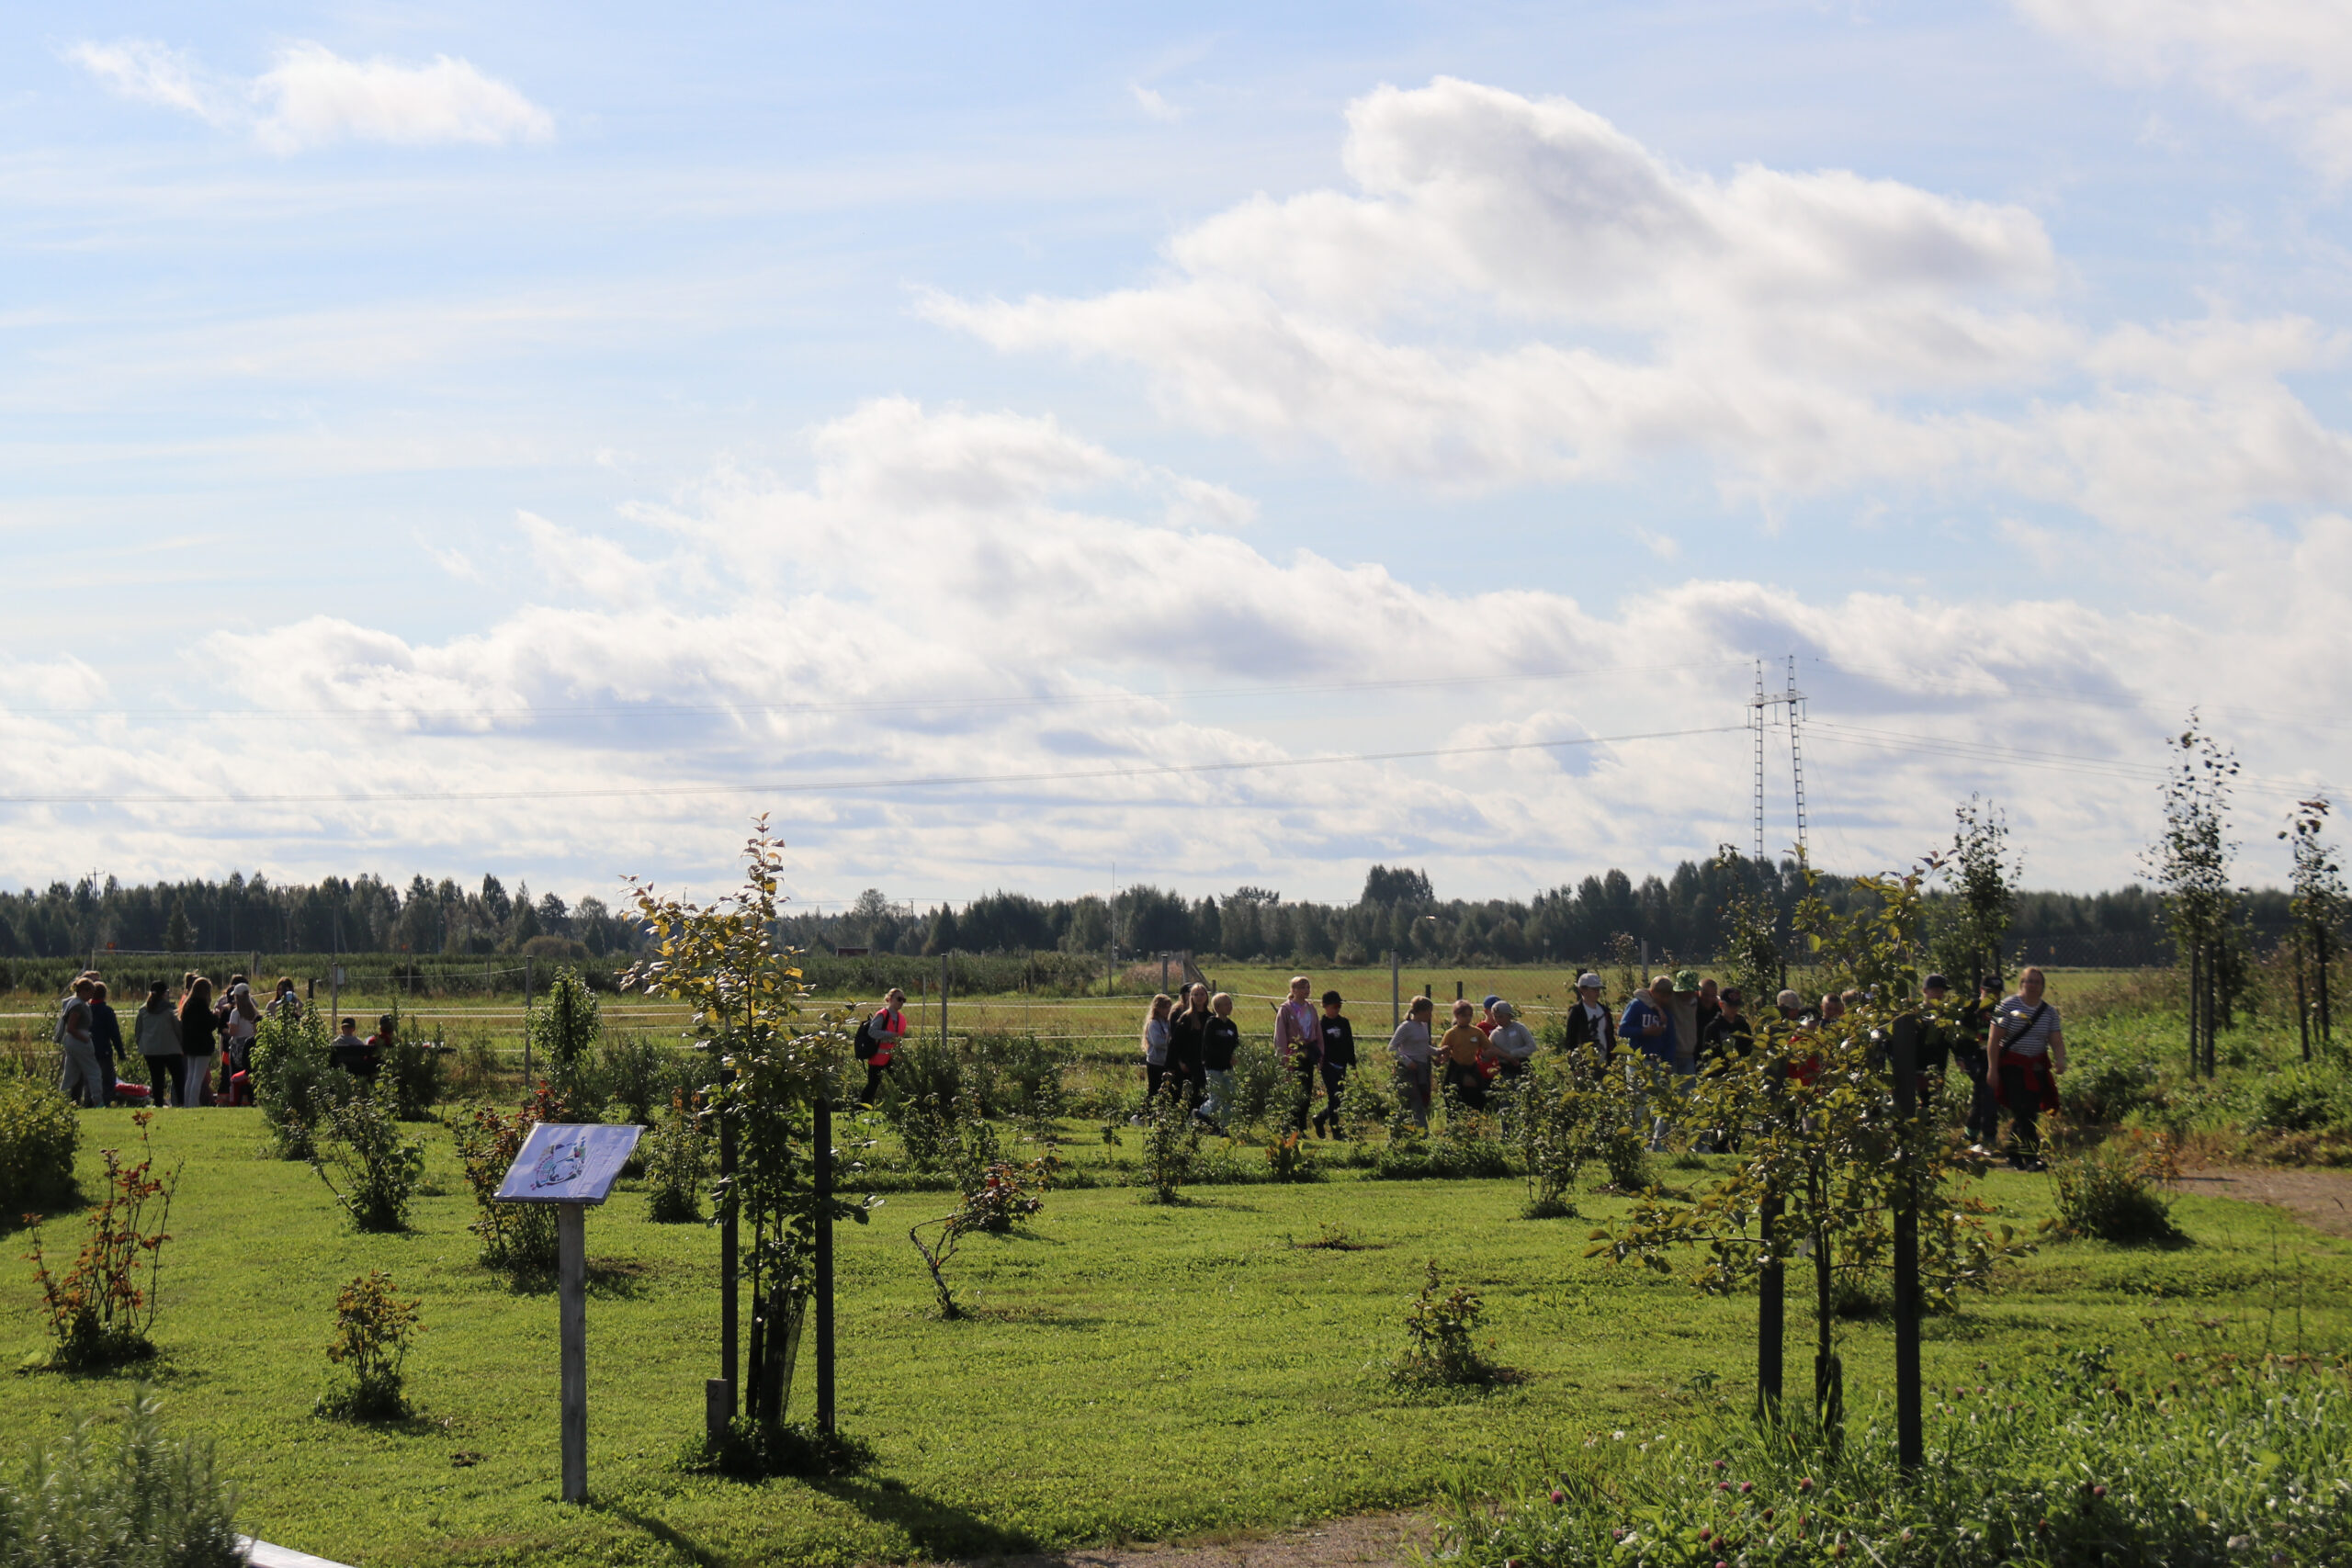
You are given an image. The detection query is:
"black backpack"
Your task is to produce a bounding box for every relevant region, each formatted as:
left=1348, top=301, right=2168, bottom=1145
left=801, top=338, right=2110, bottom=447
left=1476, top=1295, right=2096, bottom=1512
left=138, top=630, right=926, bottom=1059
left=853, top=1014, right=878, bottom=1060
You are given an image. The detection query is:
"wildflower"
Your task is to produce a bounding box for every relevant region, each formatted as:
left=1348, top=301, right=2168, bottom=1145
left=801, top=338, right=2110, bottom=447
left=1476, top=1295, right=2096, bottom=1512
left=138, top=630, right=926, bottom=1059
left=1738, top=1481, right=1753, bottom=1494
left=2093, top=1485, right=2108, bottom=1499
left=1549, top=1490, right=1565, bottom=1506
left=1798, top=1477, right=1814, bottom=1492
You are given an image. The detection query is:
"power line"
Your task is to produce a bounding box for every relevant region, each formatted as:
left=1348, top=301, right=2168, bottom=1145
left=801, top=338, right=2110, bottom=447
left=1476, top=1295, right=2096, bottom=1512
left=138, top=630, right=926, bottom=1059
left=0, top=723, right=1749, bottom=807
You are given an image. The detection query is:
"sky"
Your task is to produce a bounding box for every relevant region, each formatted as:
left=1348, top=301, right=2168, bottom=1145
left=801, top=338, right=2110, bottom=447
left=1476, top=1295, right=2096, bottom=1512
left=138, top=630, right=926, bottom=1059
left=5, top=0, right=2351, bottom=911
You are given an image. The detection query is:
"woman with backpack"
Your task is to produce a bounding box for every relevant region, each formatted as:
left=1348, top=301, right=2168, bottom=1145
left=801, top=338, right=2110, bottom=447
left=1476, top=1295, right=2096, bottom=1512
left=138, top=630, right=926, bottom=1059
left=856, top=988, right=908, bottom=1107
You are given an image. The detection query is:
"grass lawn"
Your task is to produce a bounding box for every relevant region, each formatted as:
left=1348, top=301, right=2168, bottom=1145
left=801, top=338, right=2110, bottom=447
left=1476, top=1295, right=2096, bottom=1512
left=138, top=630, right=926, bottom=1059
left=7, top=1107, right=2350, bottom=1567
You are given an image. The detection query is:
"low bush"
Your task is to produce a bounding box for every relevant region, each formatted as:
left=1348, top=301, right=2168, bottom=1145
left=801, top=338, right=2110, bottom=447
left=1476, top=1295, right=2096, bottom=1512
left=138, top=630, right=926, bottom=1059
left=1262, top=1130, right=1322, bottom=1182
left=2057, top=1049, right=2162, bottom=1125
left=1139, top=1080, right=1198, bottom=1203
left=2239, top=1064, right=2352, bottom=1135
left=0, top=1389, right=243, bottom=1567
left=530, top=967, right=604, bottom=1115
left=317, top=1269, right=420, bottom=1421
left=250, top=1010, right=352, bottom=1160
left=642, top=1093, right=708, bottom=1224
left=0, top=1073, right=80, bottom=1219
left=1439, top=1345, right=2352, bottom=1567
left=600, top=1032, right=685, bottom=1125
left=25, top=1111, right=177, bottom=1371
left=1392, top=1258, right=1499, bottom=1387
left=307, top=1091, right=426, bottom=1233
left=2051, top=1132, right=2182, bottom=1245
left=908, top=1154, right=1051, bottom=1317
left=382, top=1038, right=444, bottom=1122
left=454, top=1102, right=560, bottom=1273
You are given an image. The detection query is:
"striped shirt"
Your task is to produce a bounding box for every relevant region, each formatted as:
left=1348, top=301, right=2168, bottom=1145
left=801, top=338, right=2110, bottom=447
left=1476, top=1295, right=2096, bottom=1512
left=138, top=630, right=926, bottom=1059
left=1993, top=995, right=2060, bottom=1058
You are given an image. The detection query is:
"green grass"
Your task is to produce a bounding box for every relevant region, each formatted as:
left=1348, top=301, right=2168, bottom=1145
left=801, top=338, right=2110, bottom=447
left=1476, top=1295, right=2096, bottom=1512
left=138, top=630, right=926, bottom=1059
left=6, top=1107, right=2350, bottom=1567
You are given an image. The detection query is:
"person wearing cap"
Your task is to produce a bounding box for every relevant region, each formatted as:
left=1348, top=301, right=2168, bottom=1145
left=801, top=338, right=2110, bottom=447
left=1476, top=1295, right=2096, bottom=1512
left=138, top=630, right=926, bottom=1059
left=1563, top=973, right=1616, bottom=1059
left=1485, top=1000, right=1538, bottom=1083
left=1775, top=988, right=1804, bottom=1024
left=1476, top=995, right=1502, bottom=1041
left=218, top=976, right=260, bottom=1104
left=1311, top=990, right=1356, bottom=1138
left=1695, top=976, right=1723, bottom=1052
left=1621, top=976, right=1678, bottom=1149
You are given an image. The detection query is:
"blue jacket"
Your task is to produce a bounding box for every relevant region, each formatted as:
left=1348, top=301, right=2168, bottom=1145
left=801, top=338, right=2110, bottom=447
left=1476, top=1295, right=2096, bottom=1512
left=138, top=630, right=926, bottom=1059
left=1620, top=996, right=1678, bottom=1063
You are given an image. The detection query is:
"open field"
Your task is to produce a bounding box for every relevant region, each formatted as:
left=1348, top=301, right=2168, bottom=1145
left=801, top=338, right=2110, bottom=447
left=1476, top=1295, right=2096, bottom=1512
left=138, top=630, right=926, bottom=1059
left=7, top=1105, right=2351, bottom=1567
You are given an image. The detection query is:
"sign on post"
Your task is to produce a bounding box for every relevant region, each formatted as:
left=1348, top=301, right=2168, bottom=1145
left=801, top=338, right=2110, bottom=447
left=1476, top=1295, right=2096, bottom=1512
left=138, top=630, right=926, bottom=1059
left=496, top=1122, right=644, bottom=1504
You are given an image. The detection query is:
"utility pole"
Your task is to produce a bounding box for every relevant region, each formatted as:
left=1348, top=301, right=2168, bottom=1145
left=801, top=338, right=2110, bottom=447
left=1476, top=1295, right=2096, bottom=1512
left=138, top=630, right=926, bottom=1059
left=1747, top=655, right=1810, bottom=867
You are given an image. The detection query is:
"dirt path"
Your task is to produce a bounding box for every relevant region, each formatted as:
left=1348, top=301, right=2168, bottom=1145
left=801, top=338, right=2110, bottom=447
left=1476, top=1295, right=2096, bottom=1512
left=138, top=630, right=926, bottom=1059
left=944, top=1512, right=1435, bottom=1568
left=2177, top=1168, right=2352, bottom=1239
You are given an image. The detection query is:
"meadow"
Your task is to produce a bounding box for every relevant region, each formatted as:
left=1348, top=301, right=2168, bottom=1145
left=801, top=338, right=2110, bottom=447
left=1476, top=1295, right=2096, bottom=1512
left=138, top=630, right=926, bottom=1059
left=6, top=1094, right=2349, bottom=1568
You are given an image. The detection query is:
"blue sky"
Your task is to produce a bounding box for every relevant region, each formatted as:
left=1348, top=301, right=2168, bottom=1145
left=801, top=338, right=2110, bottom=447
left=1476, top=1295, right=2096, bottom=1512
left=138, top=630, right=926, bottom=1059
left=5, top=1, right=2350, bottom=908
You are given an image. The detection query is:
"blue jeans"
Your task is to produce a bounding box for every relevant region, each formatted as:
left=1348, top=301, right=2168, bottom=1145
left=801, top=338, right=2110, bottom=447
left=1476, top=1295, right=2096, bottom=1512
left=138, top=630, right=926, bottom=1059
left=1200, top=1068, right=1234, bottom=1125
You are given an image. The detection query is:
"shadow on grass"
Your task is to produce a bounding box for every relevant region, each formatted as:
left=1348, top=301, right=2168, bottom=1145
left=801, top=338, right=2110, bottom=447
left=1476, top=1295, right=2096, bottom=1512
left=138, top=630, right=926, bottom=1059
left=809, top=1472, right=1043, bottom=1560
left=484, top=1258, right=656, bottom=1300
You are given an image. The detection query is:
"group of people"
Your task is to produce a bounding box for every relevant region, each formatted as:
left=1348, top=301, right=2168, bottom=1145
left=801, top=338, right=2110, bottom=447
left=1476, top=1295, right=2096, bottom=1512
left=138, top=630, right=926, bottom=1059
left=54, top=968, right=398, bottom=1110
left=1096, top=964, right=2065, bottom=1166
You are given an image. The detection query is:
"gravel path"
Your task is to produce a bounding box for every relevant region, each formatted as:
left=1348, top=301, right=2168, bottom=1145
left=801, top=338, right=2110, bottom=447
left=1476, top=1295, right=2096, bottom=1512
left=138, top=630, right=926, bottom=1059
left=2178, top=1167, right=2352, bottom=1238
left=945, top=1512, right=1434, bottom=1568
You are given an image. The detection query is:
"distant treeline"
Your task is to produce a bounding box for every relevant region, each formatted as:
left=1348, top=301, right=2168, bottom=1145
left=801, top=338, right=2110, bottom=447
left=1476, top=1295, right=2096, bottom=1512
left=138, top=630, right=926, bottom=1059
left=2, top=857, right=2298, bottom=970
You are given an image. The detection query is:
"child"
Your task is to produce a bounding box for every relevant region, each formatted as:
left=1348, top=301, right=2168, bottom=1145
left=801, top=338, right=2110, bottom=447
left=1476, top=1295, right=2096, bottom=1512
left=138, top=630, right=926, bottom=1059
left=1199, top=992, right=1242, bottom=1133
left=1312, top=990, right=1355, bottom=1137
left=1439, top=998, right=1487, bottom=1111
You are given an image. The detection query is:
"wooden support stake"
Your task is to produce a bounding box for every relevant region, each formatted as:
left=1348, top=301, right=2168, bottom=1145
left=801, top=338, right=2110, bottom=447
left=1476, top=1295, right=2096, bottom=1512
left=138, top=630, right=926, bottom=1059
left=1890, top=1016, right=1923, bottom=1472
left=559, top=1203, right=587, bottom=1503
left=815, top=1095, right=836, bottom=1435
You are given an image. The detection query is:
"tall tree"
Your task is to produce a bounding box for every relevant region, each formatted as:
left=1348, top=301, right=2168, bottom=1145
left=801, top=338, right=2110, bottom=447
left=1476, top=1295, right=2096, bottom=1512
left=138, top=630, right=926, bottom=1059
left=2144, top=715, right=2240, bottom=1077
left=2281, top=795, right=2345, bottom=1057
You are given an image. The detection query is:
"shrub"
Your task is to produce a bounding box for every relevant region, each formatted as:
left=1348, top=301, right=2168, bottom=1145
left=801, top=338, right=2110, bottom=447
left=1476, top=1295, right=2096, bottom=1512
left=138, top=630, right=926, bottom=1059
left=908, top=1155, right=1050, bottom=1317
left=643, top=1092, right=708, bottom=1224
left=1517, top=1064, right=1596, bottom=1218
left=25, top=1112, right=177, bottom=1371
left=317, top=1270, right=420, bottom=1420
left=601, top=1032, right=682, bottom=1126
left=1229, top=1036, right=1283, bottom=1127
left=306, top=1091, right=426, bottom=1234
left=0, top=1074, right=80, bottom=1219
left=529, top=967, right=603, bottom=1114
left=454, top=1102, right=560, bottom=1272
left=1138, top=1080, right=1198, bottom=1203
left=2239, top=1065, right=2352, bottom=1135
left=1263, top=1130, right=1321, bottom=1182
left=250, top=1010, right=350, bottom=1160
left=2051, top=1133, right=2182, bottom=1245
left=2057, top=1049, right=2160, bottom=1125
left=382, top=1038, right=444, bottom=1122
left=1442, top=1345, right=2352, bottom=1568
left=1393, top=1258, right=1498, bottom=1386
left=0, top=1389, right=243, bottom=1567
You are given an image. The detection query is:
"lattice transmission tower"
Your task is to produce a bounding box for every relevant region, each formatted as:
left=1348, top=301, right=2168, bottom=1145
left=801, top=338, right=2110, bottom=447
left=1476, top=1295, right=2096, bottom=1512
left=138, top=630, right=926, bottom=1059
left=1747, top=656, right=1810, bottom=869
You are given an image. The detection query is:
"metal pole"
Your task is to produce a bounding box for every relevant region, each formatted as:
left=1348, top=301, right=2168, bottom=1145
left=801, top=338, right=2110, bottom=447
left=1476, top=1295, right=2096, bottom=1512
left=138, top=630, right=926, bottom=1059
left=558, top=1203, right=587, bottom=1503
left=1758, top=1058, right=1785, bottom=1418
left=1890, top=1016, right=1923, bottom=1472
left=815, top=1094, right=835, bottom=1435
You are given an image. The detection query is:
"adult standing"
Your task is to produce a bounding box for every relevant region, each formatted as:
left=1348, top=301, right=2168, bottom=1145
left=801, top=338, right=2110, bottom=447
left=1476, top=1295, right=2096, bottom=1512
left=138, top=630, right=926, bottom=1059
left=1200, top=992, right=1242, bottom=1132
left=1917, top=974, right=1956, bottom=1100
left=57, top=976, right=103, bottom=1108
left=1272, top=976, right=1322, bottom=1134
left=136, top=980, right=183, bottom=1107
left=1169, top=984, right=1212, bottom=1118
left=1621, top=976, right=1678, bottom=1150
left=266, top=977, right=302, bottom=1023
left=88, top=980, right=124, bottom=1108
left=178, top=976, right=220, bottom=1106
left=1485, top=1000, right=1538, bottom=1083
left=1665, top=970, right=1704, bottom=1078
left=1986, top=965, right=2064, bottom=1169
left=858, top=988, right=909, bottom=1107
left=1389, top=996, right=1436, bottom=1129
left=1562, top=973, right=1616, bottom=1061
left=1957, top=976, right=2001, bottom=1154
left=1312, top=990, right=1355, bottom=1138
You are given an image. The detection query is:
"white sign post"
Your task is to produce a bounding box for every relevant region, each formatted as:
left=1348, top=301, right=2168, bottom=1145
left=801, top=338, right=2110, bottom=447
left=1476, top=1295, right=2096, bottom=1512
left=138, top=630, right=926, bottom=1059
left=495, top=1122, right=645, bottom=1504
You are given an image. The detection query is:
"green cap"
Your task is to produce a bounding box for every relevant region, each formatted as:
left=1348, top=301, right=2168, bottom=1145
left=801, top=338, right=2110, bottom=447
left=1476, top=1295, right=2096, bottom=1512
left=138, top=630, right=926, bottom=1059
left=1672, top=967, right=1702, bottom=993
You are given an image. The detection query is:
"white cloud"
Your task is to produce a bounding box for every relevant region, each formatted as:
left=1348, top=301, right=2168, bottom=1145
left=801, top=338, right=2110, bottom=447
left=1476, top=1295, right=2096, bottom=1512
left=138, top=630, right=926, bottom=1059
left=66, top=37, right=553, bottom=152
left=924, top=77, right=2352, bottom=536
left=2016, top=0, right=2352, bottom=178
left=1130, top=83, right=1181, bottom=122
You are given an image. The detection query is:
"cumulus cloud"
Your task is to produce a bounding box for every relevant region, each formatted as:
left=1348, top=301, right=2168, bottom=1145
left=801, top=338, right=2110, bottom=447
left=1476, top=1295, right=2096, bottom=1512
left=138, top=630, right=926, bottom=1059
left=66, top=37, right=553, bottom=152
left=924, top=77, right=2352, bottom=535
left=2016, top=0, right=2352, bottom=178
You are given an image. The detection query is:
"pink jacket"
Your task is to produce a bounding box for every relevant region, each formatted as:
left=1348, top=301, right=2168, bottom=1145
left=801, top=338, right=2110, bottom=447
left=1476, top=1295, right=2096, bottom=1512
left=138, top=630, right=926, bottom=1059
left=1274, top=998, right=1319, bottom=1063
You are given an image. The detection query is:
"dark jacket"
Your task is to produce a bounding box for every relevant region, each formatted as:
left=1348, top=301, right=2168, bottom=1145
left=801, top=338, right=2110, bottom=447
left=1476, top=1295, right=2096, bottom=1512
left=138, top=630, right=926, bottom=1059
left=1563, top=998, right=1617, bottom=1056
left=1202, top=1016, right=1240, bottom=1073
left=1318, top=1014, right=1357, bottom=1068
left=89, top=1001, right=124, bottom=1065
left=1167, top=1008, right=1211, bottom=1075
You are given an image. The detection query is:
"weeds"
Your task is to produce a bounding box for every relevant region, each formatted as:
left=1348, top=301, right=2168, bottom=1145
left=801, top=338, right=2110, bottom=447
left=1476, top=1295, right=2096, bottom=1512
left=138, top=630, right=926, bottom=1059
left=2050, top=1132, right=2184, bottom=1245
left=642, top=1091, right=709, bottom=1224
left=24, top=1111, right=176, bottom=1371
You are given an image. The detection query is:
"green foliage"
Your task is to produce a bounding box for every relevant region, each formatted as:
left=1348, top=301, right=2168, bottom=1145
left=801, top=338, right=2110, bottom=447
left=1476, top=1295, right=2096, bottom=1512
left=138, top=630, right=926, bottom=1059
left=318, top=1270, right=420, bottom=1421
left=1927, top=795, right=2016, bottom=987
left=0, top=1074, right=79, bottom=1219
left=382, top=1037, right=444, bottom=1122
left=453, top=1102, right=559, bottom=1272
left=2238, top=1064, right=2352, bottom=1134
left=1262, top=1130, right=1320, bottom=1182
left=908, top=1154, right=1051, bottom=1317
left=2058, top=1048, right=2161, bottom=1125
left=1516, top=1055, right=1598, bottom=1217
left=250, top=1008, right=349, bottom=1160
left=1715, top=847, right=1789, bottom=1006
left=2050, top=1134, right=2182, bottom=1245
left=1138, top=1079, right=1198, bottom=1203
left=25, top=1112, right=176, bottom=1371
left=531, top=967, right=603, bottom=1113
left=1442, top=1346, right=2352, bottom=1568
left=1228, top=1036, right=1283, bottom=1127
left=1371, top=1087, right=1513, bottom=1181
left=600, top=1032, right=684, bottom=1125
left=0, top=1389, right=243, bottom=1567
left=1393, top=1258, right=1496, bottom=1386
left=306, top=1091, right=426, bottom=1233
left=643, top=1093, right=709, bottom=1224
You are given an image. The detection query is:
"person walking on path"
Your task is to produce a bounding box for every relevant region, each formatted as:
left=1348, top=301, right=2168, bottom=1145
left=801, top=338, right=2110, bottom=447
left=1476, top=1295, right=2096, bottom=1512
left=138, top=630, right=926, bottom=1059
left=1312, top=990, right=1356, bottom=1137
left=88, top=980, right=125, bottom=1107
left=1439, top=998, right=1489, bottom=1111
left=1562, top=973, right=1616, bottom=1062
left=1168, top=984, right=1211, bottom=1115
left=1199, top=992, right=1242, bottom=1132
left=1389, top=996, right=1436, bottom=1128
left=178, top=976, right=220, bottom=1106
left=856, top=987, right=908, bottom=1107
left=1272, top=976, right=1323, bottom=1133
left=1140, top=994, right=1175, bottom=1112
left=136, top=980, right=183, bottom=1107
left=1986, top=965, right=2064, bottom=1169
left=57, top=976, right=104, bottom=1108
left=1485, top=1000, right=1538, bottom=1084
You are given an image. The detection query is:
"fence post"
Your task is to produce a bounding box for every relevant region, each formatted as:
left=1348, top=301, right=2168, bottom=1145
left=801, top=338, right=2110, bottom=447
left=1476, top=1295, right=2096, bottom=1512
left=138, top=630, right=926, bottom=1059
left=940, top=951, right=950, bottom=1049
left=1757, top=1057, right=1785, bottom=1419
left=524, top=956, right=536, bottom=1085
left=718, top=1066, right=738, bottom=1428
left=1890, top=1015, right=1923, bottom=1472
left=1389, top=950, right=1399, bottom=1030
